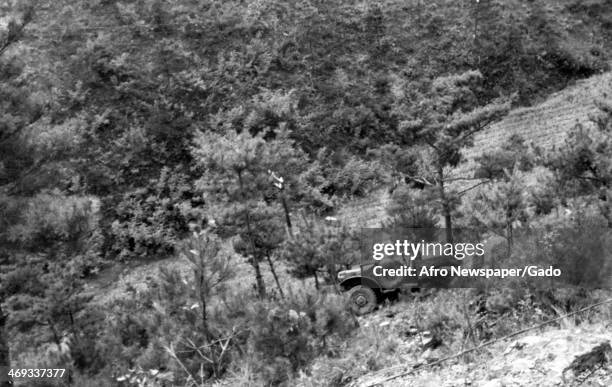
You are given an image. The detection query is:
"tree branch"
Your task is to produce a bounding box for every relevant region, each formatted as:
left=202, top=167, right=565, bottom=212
left=0, top=7, right=34, bottom=58
left=405, top=174, right=436, bottom=187
left=457, top=180, right=490, bottom=196
left=443, top=176, right=488, bottom=183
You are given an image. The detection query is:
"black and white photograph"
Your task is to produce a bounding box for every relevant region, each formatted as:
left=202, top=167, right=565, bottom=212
left=1, top=0, right=612, bottom=386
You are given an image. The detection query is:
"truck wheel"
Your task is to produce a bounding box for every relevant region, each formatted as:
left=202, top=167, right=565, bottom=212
left=348, top=285, right=378, bottom=315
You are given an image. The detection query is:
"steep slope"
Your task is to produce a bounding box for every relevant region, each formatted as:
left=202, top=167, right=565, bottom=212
left=463, top=71, right=612, bottom=162
left=82, top=70, right=612, bottom=309
left=332, top=70, right=612, bottom=229
left=352, top=323, right=612, bottom=387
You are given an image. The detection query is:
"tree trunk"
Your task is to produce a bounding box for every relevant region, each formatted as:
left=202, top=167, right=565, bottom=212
left=472, top=0, right=481, bottom=67
left=0, top=304, right=11, bottom=387
left=196, top=269, right=209, bottom=337
left=437, top=164, right=453, bottom=243
left=506, top=217, right=514, bottom=258
left=265, top=254, right=285, bottom=299
left=252, top=259, right=266, bottom=299
left=280, top=194, right=293, bottom=237
left=237, top=170, right=266, bottom=298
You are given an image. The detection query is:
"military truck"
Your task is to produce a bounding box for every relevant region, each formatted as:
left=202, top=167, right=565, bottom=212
left=337, top=255, right=459, bottom=315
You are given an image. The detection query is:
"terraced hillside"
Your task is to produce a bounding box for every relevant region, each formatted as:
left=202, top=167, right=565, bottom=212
left=333, top=71, right=612, bottom=229
left=463, top=71, right=612, bottom=162
left=330, top=189, right=392, bottom=228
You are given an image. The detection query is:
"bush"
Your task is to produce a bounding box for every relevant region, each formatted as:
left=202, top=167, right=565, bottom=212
left=279, top=222, right=361, bottom=289
left=300, top=148, right=388, bottom=201
left=2, top=192, right=99, bottom=253
left=509, top=209, right=612, bottom=289
left=385, top=184, right=438, bottom=229
left=223, top=289, right=357, bottom=385
left=93, top=261, right=356, bottom=386
left=109, top=167, right=204, bottom=260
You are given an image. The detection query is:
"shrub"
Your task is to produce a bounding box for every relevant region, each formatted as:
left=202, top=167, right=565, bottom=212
left=384, top=184, right=438, bottom=229
left=109, top=167, right=203, bottom=260
left=2, top=192, right=99, bottom=253
left=94, top=254, right=355, bottom=386
left=238, top=290, right=357, bottom=385
left=300, top=148, right=388, bottom=201
left=279, top=222, right=361, bottom=289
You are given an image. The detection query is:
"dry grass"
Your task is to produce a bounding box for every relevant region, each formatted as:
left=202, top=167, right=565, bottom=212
left=462, top=72, right=612, bottom=162
left=86, top=239, right=314, bottom=307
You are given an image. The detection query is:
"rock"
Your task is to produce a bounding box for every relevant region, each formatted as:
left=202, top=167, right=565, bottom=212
left=351, top=324, right=612, bottom=387
left=477, top=379, right=503, bottom=387
left=444, top=378, right=471, bottom=386
left=327, top=369, right=344, bottom=387
left=422, top=333, right=443, bottom=350
left=288, top=309, right=299, bottom=321
left=419, top=348, right=441, bottom=364
left=404, top=326, right=419, bottom=337
left=562, top=341, right=611, bottom=380
left=503, top=340, right=525, bottom=355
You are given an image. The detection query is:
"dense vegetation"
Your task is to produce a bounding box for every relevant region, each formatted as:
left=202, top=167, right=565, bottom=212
left=1, top=0, right=612, bottom=385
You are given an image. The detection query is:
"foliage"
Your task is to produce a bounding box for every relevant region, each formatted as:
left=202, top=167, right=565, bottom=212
left=392, top=70, right=512, bottom=241
left=280, top=220, right=360, bottom=288
left=243, top=290, right=356, bottom=385
left=193, top=127, right=308, bottom=296
left=385, top=184, right=439, bottom=229
left=177, top=230, right=234, bottom=333
left=192, top=128, right=307, bottom=206
left=474, top=134, right=537, bottom=180
left=510, top=209, right=612, bottom=288
left=300, top=148, right=388, bottom=202
left=460, top=135, right=539, bottom=250
left=110, top=167, right=201, bottom=260
left=2, top=259, right=96, bottom=376
left=463, top=170, right=530, bottom=254
left=545, top=94, right=612, bottom=224
left=2, top=0, right=612, bottom=385
left=92, top=271, right=356, bottom=386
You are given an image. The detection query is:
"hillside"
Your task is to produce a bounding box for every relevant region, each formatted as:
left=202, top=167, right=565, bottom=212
left=90, top=66, right=612, bottom=290
left=3, top=1, right=612, bottom=386
left=464, top=71, right=612, bottom=161
left=350, top=312, right=612, bottom=387
left=328, top=70, right=612, bottom=229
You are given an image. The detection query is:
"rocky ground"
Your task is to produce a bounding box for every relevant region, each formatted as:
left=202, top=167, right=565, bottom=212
left=351, top=318, right=611, bottom=387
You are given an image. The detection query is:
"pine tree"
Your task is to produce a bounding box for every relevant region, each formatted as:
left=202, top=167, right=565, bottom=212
left=280, top=218, right=359, bottom=290
left=466, top=169, right=529, bottom=255
left=545, top=95, right=612, bottom=226
left=192, top=128, right=307, bottom=298
left=465, top=135, right=537, bottom=254
left=178, top=231, right=234, bottom=337
left=394, top=70, right=511, bottom=242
